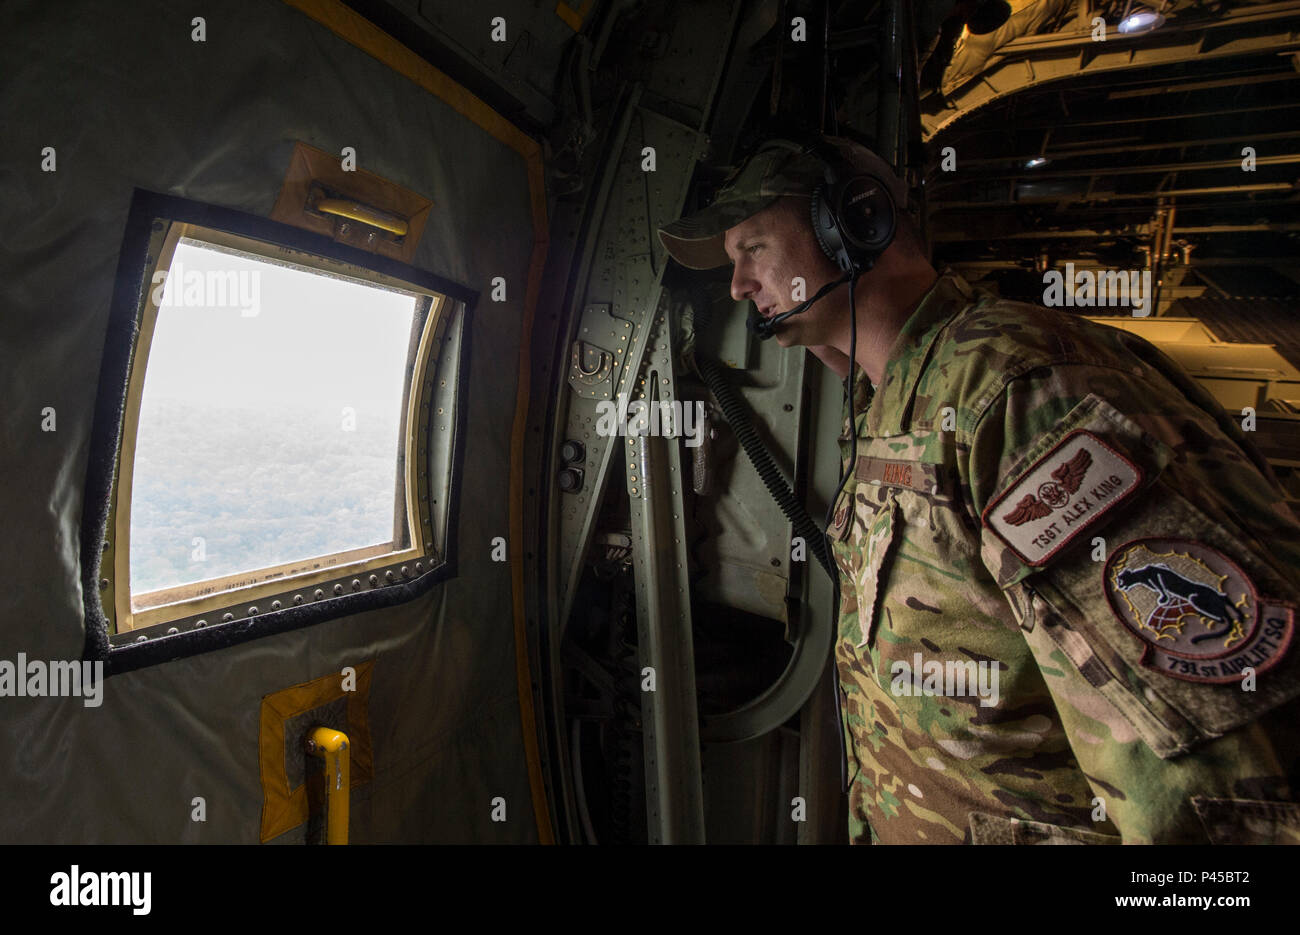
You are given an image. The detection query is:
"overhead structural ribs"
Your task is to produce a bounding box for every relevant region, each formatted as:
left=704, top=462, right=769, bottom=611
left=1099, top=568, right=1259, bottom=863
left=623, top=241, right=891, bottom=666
left=921, top=1, right=1300, bottom=140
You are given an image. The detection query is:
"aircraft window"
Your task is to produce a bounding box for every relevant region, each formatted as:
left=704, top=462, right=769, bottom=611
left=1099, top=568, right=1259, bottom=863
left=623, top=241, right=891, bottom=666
left=89, top=192, right=471, bottom=663
left=131, top=238, right=416, bottom=598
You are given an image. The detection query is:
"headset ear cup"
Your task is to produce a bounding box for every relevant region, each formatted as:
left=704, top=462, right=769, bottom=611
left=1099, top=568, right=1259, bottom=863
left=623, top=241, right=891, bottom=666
left=867, top=185, right=897, bottom=252
left=804, top=138, right=902, bottom=270
left=836, top=177, right=896, bottom=256
left=809, top=186, right=841, bottom=266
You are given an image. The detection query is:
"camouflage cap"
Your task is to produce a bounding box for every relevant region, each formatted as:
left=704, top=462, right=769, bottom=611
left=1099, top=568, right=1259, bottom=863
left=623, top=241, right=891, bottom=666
left=656, top=142, right=826, bottom=270
left=657, top=137, right=909, bottom=270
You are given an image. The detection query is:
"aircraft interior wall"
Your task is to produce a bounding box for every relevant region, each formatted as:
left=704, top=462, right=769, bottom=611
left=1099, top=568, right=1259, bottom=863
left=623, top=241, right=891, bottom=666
left=1, top=0, right=540, bottom=843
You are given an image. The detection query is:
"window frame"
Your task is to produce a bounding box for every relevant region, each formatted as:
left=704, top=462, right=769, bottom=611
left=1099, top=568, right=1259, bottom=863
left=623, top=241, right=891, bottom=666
left=82, top=190, right=476, bottom=673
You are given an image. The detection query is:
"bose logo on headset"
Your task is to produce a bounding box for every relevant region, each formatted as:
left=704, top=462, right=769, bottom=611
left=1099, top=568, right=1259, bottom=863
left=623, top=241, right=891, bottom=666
left=848, top=187, right=878, bottom=207
left=804, top=138, right=898, bottom=274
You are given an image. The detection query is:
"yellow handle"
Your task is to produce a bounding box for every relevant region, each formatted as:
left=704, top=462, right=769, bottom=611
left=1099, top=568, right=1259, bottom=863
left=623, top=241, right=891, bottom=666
left=306, top=727, right=350, bottom=845
left=316, top=198, right=409, bottom=237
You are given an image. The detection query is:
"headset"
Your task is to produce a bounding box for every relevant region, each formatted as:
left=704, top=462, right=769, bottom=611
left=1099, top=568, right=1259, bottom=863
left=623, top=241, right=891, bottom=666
left=805, top=137, right=898, bottom=273
left=748, top=137, right=898, bottom=338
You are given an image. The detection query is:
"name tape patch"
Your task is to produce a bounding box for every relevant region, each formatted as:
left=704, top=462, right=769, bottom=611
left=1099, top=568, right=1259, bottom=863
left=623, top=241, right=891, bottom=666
left=855, top=456, right=941, bottom=495
left=983, top=429, right=1141, bottom=565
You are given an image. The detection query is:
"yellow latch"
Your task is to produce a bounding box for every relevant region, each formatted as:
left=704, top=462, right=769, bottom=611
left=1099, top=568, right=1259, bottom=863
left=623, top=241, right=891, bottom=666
left=305, top=727, right=350, bottom=845
left=315, top=198, right=410, bottom=237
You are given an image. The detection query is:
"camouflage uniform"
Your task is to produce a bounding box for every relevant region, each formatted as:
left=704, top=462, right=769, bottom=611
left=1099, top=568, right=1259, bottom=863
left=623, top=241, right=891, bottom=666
left=655, top=136, right=1300, bottom=844
left=829, top=269, right=1300, bottom=844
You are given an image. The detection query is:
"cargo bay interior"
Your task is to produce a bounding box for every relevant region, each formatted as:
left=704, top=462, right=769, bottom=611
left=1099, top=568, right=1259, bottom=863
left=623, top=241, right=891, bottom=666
left=1, top=0, right=1296, bottom=843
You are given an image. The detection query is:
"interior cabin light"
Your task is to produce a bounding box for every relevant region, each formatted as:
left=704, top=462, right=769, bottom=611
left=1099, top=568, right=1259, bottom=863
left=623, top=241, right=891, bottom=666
left=1118, top=4, right=1166, bottom=34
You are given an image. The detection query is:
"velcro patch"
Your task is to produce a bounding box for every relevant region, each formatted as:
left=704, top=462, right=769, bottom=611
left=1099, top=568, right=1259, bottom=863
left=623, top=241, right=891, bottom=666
left=983, top=429, right=1141, bottom=566
left=855, top=455, right=940, bottom=494
left=1104, top=537, right=1294, bottom=683
left=830, top=500, right=851, bottom=540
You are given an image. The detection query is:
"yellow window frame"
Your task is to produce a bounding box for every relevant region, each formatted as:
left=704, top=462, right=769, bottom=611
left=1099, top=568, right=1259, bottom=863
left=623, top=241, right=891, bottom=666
left=103, top=219, right=450, bottom=639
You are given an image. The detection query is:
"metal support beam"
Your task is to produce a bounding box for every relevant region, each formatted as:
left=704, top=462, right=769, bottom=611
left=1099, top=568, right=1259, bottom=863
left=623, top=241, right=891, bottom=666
left=997, top=1, right=1300, bottom=54
left=945, top=100, right=1300, bottom=134
left=923, top=4, right=1300, bottom=138
left=1169, top=223, right=1300, bottom=233
left=947, top=256, right=1297, bottom=271
left=538, top=0, right=742, bottom=845
left=946, top=130, right=1300, bottom=170
left=932, top=152, right=1300, bottom=186
left=876, top=0, right=903, bottom=168
left=1106, top=69, right=1300, bottom=100
left=932, top=222, right=1300, bottom=242
left=930, top=182, right=1296, bottom=209
left=627, top=302, right=706, bottom=845
left=555, top=100, right=706, bottom=629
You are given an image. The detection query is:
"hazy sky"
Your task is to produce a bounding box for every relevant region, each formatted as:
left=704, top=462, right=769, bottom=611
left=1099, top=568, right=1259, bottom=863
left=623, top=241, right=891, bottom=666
left=142, top=240, right=417, bottom=415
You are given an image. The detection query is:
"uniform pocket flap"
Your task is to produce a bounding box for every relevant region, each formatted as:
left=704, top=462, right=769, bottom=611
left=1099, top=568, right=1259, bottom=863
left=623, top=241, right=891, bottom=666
left=854, top=491, right=900, bottom=648
left=969, top=811, right=1121, bottom=845
left=1191, top=796, right=1300, bottom=845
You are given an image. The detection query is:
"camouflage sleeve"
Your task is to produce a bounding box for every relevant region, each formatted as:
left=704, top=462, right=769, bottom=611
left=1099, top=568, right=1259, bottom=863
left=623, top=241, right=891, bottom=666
left=963, top=360, right=1300, bottom=844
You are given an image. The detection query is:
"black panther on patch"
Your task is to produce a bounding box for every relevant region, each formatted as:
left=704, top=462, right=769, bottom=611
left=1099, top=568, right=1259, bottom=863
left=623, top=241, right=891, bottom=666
left=1104, top=537, right=1294, bottom=683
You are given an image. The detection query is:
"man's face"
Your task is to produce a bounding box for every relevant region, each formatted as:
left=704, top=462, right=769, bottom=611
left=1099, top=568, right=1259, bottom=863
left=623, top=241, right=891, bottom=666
left=724, top=197, right=844, bottom=348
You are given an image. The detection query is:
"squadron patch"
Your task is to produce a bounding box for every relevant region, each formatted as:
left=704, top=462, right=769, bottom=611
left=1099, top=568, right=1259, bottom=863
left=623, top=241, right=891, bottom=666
left=983, top=430, right=1141, bottom=565
left=1104, top=537, right=1294, bottom=683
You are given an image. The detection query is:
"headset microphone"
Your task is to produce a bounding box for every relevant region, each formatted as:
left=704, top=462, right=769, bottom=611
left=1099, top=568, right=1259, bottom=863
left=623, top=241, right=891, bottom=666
left=745, top=138, right=898, bottom=340
left=747, top=272, right=853, bottom=339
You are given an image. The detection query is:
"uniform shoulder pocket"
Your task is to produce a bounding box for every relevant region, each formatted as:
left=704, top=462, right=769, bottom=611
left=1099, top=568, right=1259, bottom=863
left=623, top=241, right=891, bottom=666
left=981, top=392, right=1300, bottom=757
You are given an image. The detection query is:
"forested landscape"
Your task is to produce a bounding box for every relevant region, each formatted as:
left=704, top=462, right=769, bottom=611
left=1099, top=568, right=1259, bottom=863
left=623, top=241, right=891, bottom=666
left=129, top=397, right=402, bottom=593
